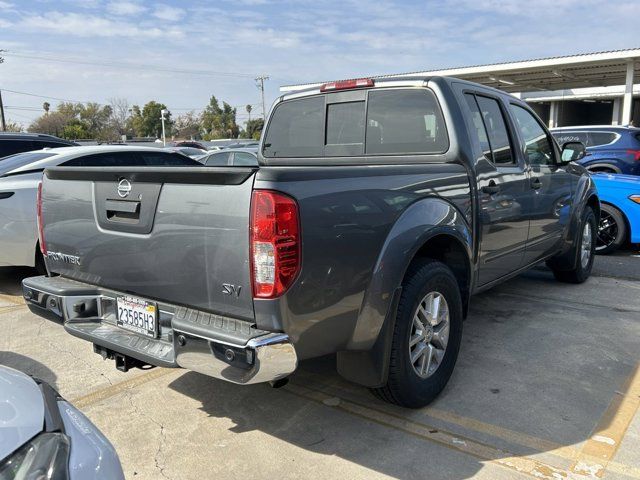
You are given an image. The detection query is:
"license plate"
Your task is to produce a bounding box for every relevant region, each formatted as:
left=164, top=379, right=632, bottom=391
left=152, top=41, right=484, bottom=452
left=116, top=296, right=157, bottom=338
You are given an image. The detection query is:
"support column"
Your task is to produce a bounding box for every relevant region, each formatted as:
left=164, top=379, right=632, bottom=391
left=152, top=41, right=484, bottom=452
left=612, top=98, right=621, bottom=125
left=622, top=62, right=635, bottom=126
left=549, top=101, right=559, bottom=128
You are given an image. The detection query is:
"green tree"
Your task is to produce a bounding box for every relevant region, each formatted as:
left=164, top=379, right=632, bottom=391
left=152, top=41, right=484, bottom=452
left=201, top=96, right=223, bottom=137
left=241, top=118, right=264, bottom=140
left=132, top=101, right=171, bottom=138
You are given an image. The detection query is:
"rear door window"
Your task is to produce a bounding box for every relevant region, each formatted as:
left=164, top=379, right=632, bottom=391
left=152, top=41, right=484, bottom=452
left=204, top=151, right=231, bottom=166
left=365, top=89, right=448, bottom=155
left=588, top=132, right=617, bottom=146
left=552, top=131, right=588, bottom=147
left=464, top=93, right=492, bottom=159
left=263, top=97, right=324, bottom=157
left=232, top=152, right=258, bottom=166
left=474, top=96, right=515, bottom=164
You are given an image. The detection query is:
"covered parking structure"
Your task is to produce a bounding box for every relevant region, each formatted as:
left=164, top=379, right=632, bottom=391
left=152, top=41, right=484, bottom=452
left=281, top=48, right=640, bottom=128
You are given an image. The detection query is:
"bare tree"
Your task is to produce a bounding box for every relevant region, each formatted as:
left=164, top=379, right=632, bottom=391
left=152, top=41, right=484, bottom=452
left=108, top=97, right=130, bottom=138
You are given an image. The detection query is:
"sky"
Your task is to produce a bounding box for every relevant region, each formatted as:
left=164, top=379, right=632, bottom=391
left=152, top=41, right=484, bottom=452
left=0, top=0, right=639, bottom=127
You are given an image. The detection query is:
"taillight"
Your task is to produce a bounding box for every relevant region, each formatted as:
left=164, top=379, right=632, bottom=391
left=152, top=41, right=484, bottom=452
left=627, top=149, right=640, bottom=161
left=250, top=190, right=300, bottom=298
left=320, top=78, right=374, bottom=92
left=36, top=182, right=47, bottom=255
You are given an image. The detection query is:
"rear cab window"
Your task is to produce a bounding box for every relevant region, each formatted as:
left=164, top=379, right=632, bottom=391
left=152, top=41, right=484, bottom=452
left=263, top=87, right=448, bottom=159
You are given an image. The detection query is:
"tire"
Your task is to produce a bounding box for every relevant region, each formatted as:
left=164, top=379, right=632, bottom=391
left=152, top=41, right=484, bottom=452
left=596, top=204, right=626, bottom=255
left=371, top=259, right=463, bottom=408
left=550, top=207, right=596, bottom=284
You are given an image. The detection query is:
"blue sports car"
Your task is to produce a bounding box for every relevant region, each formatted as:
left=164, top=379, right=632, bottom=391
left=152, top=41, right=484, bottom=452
left=591, top=173, right=640, bottom=254
left=551, top=126, right=640, bottom=176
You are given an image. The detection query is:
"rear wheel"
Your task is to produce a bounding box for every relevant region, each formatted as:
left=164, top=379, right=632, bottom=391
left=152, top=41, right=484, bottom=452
left=596, top=204, right=626, bottom=255
left=551, top=206, right=596, bottom=284
left=371, top=259, right=463, bottom=408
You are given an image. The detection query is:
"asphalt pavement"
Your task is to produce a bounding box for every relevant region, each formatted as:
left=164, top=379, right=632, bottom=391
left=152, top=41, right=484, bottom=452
left=1, top=252, right=639, bottom=480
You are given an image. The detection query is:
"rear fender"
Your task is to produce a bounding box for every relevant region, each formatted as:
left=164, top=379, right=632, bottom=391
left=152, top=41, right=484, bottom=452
left=337, top=197, right=473, bottom=387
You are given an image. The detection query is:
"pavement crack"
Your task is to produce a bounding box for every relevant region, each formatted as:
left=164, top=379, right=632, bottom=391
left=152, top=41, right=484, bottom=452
left=124, top=388, right=171, bottom=480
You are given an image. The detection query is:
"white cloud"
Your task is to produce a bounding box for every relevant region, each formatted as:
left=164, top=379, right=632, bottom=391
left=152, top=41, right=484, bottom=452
left=106, top=1, right=146, bottom=15
left=153, top=4, right=185, bottom=21
left=18, top=12, right=184, bottom=39
left=0, top=19, right=10, bottom=27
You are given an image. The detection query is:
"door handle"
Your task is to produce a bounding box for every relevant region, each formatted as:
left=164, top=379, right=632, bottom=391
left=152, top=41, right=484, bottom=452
left=531, top=178, right=542, bottom=190
left=481, top=181, right=500, bottom=195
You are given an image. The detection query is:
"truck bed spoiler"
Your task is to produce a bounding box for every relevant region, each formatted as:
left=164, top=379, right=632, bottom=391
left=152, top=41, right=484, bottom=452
left=44, top=166, right=257, bottom=185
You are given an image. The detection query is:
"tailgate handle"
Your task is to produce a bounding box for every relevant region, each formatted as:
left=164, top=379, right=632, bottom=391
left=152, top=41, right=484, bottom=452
left=105, top=199, right=141, bottom=222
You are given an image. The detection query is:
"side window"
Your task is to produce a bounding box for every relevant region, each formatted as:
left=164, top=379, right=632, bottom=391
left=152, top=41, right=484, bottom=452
left=475, top=96, right=515, bottom=165
left=510, top=105, right=555, bottom=166
left=232, top=152, right=258, bottom=166
left=552, top=131, right=588, bottom=148
left=205, top=151, right=231, bottom=166
left=365, top=89, right=448, bottom=155
left=588, top=132, right=617, bottom=147
left=464, top=94, right=492, bottom=159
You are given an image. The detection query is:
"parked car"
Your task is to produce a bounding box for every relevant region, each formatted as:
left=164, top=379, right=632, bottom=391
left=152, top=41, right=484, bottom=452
left=0, top=146, right=202, bottom=271
left=173, top=140, right=206, bottom=150
left=23, top=76, right=598, bottom=408
left=0, top=365, right=124, bottom=479
left=163, top=146, right=208, bottom=158
left=198, top=147, right=258, bottom=166
left=224, top=141, right=259, bottom=149
left=0, top=132, right=77, bottom=159
left=591, top=173, right=640, bottom=253
left=551, top=126, right=640, bottom=175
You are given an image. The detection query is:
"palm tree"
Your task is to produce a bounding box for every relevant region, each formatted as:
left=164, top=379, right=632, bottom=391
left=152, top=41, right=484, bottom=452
left=246, top=104, right=252, bottom=123
left=43, top=102, right=50, bottom=115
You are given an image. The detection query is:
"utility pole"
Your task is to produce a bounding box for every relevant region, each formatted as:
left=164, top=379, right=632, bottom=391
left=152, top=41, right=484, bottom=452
left=160, top=109, right=168, bottom=146
left=255, top=75, right=269, bottom=120
left=0, top=89, right=6, bottom=132
left=0, top=51, right=5, bottom=131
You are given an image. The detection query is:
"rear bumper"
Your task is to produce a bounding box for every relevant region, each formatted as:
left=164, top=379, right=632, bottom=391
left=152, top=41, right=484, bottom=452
left=22, top=275, right=297, bottom=385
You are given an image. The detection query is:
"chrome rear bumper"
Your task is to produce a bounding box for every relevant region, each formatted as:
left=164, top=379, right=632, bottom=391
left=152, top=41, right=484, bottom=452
left=22, top=275, right=298, bottom=385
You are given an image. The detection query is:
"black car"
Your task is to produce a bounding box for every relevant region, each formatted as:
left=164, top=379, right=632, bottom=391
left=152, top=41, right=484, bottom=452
left=0, top=133, right=77, bottom=159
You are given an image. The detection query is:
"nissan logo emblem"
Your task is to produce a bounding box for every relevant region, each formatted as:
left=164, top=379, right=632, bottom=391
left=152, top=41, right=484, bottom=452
left=117, top=179, right=132, bottom=198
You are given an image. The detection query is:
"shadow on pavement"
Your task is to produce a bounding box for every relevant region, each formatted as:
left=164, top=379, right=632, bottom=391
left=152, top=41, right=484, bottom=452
left=0, top=267, right=37, bottom=296
left=167, top=269, right=640, bottom=479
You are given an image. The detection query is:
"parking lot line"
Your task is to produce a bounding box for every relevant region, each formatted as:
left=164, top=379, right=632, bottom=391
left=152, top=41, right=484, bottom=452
left=286, top=382, right=571, bottom=480
left=71, top=367, right=176, bottom=408
left=0, top=293, right=25, bottom=306
left=291, top=372, right=640, bottom=479
left=569, top=363, right=640, bottom=478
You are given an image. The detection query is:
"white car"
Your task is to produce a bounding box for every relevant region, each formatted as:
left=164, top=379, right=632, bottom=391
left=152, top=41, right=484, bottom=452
left=0, top=146, right=202, bottom=270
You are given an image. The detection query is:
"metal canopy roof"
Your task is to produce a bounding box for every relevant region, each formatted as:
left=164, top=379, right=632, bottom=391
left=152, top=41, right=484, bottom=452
left=280, top=48, right=640, bottom=94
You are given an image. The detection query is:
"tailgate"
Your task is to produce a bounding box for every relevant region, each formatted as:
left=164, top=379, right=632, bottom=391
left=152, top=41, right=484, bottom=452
left=41, top=166, right=256, bottom=321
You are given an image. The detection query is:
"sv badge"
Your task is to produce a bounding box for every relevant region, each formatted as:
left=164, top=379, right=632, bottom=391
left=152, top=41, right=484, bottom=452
left=222, top=284, right=242, bottom=297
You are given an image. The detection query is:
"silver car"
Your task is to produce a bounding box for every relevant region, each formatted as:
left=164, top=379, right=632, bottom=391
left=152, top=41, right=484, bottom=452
left=0, top=365, right=124, bottom=479
left=0, top=146, right=202, bottom=270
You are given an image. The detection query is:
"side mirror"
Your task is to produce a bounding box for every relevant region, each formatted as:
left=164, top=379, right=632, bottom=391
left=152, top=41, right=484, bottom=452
left=561, top=141, right=586, bottom=163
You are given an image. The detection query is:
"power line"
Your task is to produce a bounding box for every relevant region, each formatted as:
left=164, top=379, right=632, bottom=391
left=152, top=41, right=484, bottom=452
left=1, top=88, right=106, bottom=105
left=3, top=52, right=259, bottom=79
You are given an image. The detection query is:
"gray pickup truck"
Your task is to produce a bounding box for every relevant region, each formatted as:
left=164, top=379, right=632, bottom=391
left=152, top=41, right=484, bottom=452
left=24, top=76, right=598, bottom=408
